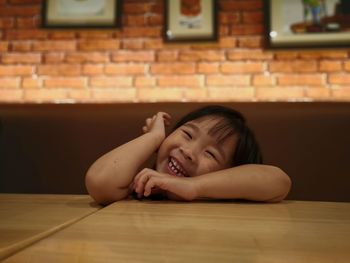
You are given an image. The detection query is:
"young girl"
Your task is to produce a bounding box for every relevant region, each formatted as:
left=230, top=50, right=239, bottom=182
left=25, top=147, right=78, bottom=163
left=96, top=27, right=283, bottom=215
left=85, top=105, right=291, bottom=205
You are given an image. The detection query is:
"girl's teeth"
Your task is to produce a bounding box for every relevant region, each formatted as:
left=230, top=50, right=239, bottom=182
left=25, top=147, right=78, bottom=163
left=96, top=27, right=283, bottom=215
left=169, top=158, right=186, bottom=177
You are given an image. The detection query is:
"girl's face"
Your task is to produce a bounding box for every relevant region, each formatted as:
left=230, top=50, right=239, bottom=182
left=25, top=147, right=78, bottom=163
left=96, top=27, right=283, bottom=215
left=156, top=116, right=237, bottom=178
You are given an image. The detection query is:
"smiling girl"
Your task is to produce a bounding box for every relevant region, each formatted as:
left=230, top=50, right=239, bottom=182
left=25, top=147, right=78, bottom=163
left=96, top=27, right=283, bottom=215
left=85, top=105, right=291, bottom=205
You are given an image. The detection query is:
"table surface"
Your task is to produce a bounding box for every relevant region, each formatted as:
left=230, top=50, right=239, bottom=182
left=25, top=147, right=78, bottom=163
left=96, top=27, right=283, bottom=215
left=2, top=199, right=350, bottom=263
left=0, top=194, right=100, bottom=260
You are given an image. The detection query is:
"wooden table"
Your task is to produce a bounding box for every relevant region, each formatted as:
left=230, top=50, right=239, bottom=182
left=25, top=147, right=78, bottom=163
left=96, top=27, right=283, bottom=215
left=0, top=194, right=100, bottom=260
left=2, top=199, right=350, bottom=262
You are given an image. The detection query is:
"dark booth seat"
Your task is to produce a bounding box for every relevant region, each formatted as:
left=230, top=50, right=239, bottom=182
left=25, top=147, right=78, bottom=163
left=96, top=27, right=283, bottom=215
left=1, top=102, right=349, bottom=202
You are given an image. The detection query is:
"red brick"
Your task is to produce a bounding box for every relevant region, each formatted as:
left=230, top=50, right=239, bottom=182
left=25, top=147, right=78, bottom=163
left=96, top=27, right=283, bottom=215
left=91, top=89, right=136, bottom=102
left=0, top=41, right=9, bottom=52
left=157, top=50, right=178, bottom=62
left=319, top=61, right=342, bottom=72
left=78, top=31, right=114, bottom=39
left=105, top=64, right=145, bottom=75
left=6, top=29, right=48, bottom=40
left=122, top=39, right=144, bottom=49
left=0, top=6, right=39, bottom=16
left=220, top=13, right=240, bottom=24
left=275, top=52, right=298, bottom=60
left=243, top=11, right=263, bottom=24
left=321, top=51, right=348, bottom=59
left=269, top=61, right=317, bottom=73
left=90, top=77, right=133, bottom=87
left=306, top=86, right=331, bottom=100
left=22, top=77, right=42, bottom=89
left=332, top=87, right=350, bottom=100
left=137, top=88, right=183, bottom=102
left=50, top=31, right=76, bottom=40
left=9, top=0, right=41, bottom=4
left=228, top=50, right=273, bottom=60
left=124, top=15, right=146, bottom=27
left=151, top=63, right=196, bottom=75
left=0, top=18, right=14, bottom=28
left=0, top=65, right=33, bottom=76
left=2, top=53, right=41, bottom=64
left=0, top=89, right=23, bottom=102
left=197, top=63, right=219, bottom=74
left=220, top=1, right=263, bottom=11
left=68, top=89, right=91, bottom=102
left=124, top=3, right=152, bottom=14
left=256, top=87, right=305, bottom=101
left=219, top=37, right=237, bottom=48
left=238, top=36, right=262, bottom=48
left=231, top=24, right=263, bottom=35
left=111, top=51, right=155, bottom=62
left=10, top=41, right=31, bottom=51
left=33, top=41, right=76, bottom=51
left=144, top=39, right=163, bottom=49
left=300, top=51, right=348, bottom=59
left=82, top=64, right=104, bottom=76
left=253, top=74, right=275, bottom=86
left=344, top=61, right=350, bottom=71
left=206, top=75, right=250, bottom=86
left=147, top=14, right=163, bottom=26
left=135, top=76, right=156, bottom=87
left=183, top=88, right=208, bottom=101
left=44, top=77, right=86, bottom=89
left=78, top=40, right=120, bottom=51
left=329, top=74, right=350, bottom=85
left=208, top=87, right=255, bottom=101
left=0, top=77, right=20, bottom=88
left=23, top=89, right=68, bottom=103
left=38, top=64, right=81, bottom=76
left=179, top=51, right=225, bottom=62
left=277, top=74, right=324, bottom=86
left=221, top=62, right=264, bottom=73
left=65, top=52, right=109, bottom=63
left=43, top=53, right=65, bottom=64
left=157, top=76, right=203, bottom=87
left=122, top=27, right=161, bottom=38
left=16, top=17, right=39, bottom=28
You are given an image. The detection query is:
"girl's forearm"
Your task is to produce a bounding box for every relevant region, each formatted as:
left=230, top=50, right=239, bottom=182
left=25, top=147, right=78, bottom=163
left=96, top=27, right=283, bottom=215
left=193, top=164, right=291, bottom=202
left=85, top=132, right=162, bottom=204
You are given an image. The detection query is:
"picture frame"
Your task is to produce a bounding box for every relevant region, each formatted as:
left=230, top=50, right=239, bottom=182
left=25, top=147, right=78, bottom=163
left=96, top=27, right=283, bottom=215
left=164, top=0, right=218, bottom=42
left=264, top=0, right=350, bottom=48
left=42, top=0, right=122, bottom=29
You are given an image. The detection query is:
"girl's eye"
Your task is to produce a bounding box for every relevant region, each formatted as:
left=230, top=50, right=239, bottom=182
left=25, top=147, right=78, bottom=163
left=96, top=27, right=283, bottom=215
left=182, top=130, right=192, bottom=139
left=206, top=150, right=217, bottom=160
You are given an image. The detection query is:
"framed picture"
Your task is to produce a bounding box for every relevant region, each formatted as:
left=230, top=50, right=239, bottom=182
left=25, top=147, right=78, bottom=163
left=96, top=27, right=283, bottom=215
left=265, top=0, right=350, bottom=48
left=164, top=0, right=218, bottom=42
left=42, top=0, right=122, bottom=28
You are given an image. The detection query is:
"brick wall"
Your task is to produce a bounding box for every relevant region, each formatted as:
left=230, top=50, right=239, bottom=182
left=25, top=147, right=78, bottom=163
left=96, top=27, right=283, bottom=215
left=0, top=0, right=349, bottom=103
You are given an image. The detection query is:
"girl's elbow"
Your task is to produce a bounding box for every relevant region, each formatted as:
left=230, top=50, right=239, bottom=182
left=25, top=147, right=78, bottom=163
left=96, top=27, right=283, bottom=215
left=270, top=167, right=292, bottom=202
left=85, top=171, right=126, bottom=206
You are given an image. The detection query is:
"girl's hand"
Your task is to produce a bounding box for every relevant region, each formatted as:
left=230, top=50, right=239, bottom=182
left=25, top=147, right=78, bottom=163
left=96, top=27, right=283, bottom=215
left=142, top=112, right=171, bottom=142
left=133, top=168, right=198, bottom=201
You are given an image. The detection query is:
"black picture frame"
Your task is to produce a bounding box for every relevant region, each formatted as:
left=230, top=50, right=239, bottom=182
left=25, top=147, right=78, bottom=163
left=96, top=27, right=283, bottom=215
left=42, top=0, right=122, bottom=29
left=164, top=0, right=218, bottom=42
left=264, top=0, right=350, bottom=49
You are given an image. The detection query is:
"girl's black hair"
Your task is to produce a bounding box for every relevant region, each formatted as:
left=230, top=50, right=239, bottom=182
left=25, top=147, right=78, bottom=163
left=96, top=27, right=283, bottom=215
left=173, top=105, right=263, bottom=166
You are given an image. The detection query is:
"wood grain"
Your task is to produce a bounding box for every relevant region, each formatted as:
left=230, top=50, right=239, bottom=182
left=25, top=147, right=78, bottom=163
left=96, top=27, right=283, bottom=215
left=0, top=194, right=100, bottom=260
left=3, top=200, right=350, bottom=262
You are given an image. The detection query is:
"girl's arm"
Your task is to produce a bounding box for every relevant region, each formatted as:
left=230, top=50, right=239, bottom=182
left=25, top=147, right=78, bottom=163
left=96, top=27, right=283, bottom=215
left=192, top=164, right=291, bottom=202
left=134, top=164, right=291, bottom=202
left=85, top=112, right=170, bottom=205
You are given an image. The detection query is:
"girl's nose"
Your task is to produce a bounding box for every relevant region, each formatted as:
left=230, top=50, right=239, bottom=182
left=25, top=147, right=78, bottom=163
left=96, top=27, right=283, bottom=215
left=180, top=145, right=197, bottom=163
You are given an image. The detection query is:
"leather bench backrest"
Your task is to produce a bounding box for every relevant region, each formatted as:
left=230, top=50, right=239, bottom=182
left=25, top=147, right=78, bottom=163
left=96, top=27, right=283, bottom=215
left=1, top=102, right=349, bottom=201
